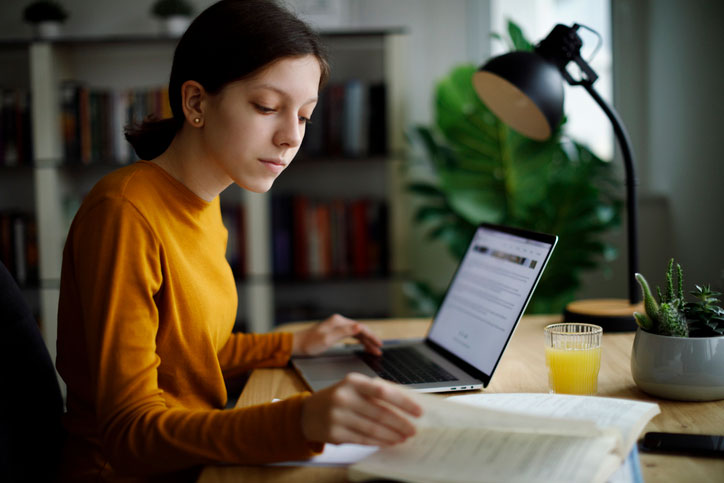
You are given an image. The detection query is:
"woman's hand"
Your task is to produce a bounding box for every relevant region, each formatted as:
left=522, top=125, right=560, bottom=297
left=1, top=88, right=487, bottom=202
left=300, top=373, right=423, bottom=446
left=291, top=313, right=382, bottom=357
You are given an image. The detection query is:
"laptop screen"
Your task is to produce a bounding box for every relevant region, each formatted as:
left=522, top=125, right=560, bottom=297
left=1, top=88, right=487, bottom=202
left=427, top=223, right=557, bottom=377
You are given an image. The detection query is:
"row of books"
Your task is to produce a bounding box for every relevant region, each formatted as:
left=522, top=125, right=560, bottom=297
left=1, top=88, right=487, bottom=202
left=0, top=88, right=33, bottom=167
left=271, top=195, right=389, bottom=280
left=301, top=80, right=387, bottom=158
left=0, top=211, right=39, bottom=287
left=60, top=82, right=171, bottom=165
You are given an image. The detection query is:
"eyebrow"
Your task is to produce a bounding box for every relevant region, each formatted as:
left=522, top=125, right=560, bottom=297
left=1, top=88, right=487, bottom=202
left=253, top=84, right=318, bottom=105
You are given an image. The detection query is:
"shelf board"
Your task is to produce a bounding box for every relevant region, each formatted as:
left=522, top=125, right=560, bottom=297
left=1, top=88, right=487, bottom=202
left=0, top=35, right=181, bottom=47
left=0, top=27, right=407, bottom=49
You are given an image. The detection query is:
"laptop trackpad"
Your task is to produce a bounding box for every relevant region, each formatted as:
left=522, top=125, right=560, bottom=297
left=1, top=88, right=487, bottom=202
left=293, top=354, right=377, bottom=389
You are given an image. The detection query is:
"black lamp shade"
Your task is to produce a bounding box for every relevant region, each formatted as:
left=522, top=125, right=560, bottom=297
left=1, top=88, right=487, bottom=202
left=472, top=51, right=564, bottom=141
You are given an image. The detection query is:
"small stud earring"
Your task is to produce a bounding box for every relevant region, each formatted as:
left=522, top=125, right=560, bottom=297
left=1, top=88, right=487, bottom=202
left=193, top=117, right=201, bottom=124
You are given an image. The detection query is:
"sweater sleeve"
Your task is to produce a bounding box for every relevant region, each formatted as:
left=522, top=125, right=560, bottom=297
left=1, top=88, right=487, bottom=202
left=217, top=331, right=294, bottom=379
left=67, top=198, right=322, bottom=476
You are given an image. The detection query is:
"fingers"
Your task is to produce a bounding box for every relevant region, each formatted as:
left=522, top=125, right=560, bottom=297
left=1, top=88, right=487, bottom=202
left=300, top=373, right=424, bottom=447
left=353, top=324, right=383, bottom=356
left=320, top=314, right=383, bottom=356
left=323, top=314, right=362, bottom=341
left=335, top=405, right=413, bottom=446
left=350, top=373, right=423, bottom=419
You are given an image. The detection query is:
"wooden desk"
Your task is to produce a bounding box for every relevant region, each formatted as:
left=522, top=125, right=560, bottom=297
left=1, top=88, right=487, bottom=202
left=198, top=315, right=724, bottom=482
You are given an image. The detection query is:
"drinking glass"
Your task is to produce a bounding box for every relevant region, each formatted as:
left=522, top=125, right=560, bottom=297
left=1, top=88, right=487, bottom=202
left=544, top=323, right=603, bottom=395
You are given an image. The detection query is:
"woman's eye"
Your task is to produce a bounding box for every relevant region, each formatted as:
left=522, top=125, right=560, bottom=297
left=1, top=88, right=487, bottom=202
left=253, top=103, right=275, bottom=114
left=299, top=116, right=312, bottom=125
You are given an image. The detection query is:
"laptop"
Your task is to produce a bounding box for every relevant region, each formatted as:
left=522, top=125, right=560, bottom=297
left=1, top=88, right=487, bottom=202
left=292, top=222, right=558, bottom=393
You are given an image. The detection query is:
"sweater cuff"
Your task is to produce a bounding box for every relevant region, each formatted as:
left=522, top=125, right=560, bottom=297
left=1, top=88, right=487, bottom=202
left=278, top=392, right=325, bottom=457
left=278, top=332, right=294, bottom=365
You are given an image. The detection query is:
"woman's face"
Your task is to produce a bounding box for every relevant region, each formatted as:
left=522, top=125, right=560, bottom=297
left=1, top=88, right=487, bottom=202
left=201, top=55, right=321, bottom=193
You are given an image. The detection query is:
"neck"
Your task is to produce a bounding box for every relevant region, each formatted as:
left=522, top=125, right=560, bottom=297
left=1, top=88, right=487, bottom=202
left=151, top=124, right=232, bottom=202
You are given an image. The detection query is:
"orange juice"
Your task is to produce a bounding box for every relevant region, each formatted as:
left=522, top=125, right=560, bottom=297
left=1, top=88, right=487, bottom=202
left=545, top=345, right=601, bottom=395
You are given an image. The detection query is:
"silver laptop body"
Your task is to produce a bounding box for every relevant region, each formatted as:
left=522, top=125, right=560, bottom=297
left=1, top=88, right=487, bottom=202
left=292, top=223, right=558, bottom=393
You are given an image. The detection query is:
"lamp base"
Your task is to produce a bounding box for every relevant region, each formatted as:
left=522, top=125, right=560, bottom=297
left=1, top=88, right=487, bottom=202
left=563, top=298, right=644, bottom=332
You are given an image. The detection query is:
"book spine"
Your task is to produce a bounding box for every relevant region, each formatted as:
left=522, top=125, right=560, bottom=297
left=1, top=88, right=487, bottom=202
left=18, top=90, right=32, bottom=165
left=316, top=202, right=332, bottom=277
left=307, top=200, right=321, bottom=278
left=292, top=195, right=309, bottom=279
left=60, top=82, right=78, bottom=163
left=342, top=79, right=369, bottom=158
left=330, top=199, right=349, bottom=277
left=0, top=212, right=38, bottom=286
left=78, top=86, right=92, bottom=165
left=326, top=83, right=346, bottom=157
left=271, top=196, right=293, bottom=278
left=350, top=199, right=370, bottom=277
left=2, top=90, right=19, bottom=166
left=368, top=82, right=388, bottom=156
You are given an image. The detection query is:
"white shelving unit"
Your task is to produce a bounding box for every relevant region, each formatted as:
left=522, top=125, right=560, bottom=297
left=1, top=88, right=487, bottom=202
left=0, top=29, right=410, bottom=356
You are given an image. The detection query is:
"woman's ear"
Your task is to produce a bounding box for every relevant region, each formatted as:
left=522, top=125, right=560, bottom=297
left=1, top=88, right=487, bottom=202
left=181, top=80, right=206, bottom=127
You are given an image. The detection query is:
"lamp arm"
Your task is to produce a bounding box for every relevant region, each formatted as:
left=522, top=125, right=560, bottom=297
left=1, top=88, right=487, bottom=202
left=582, top=82, right=641, bottom=304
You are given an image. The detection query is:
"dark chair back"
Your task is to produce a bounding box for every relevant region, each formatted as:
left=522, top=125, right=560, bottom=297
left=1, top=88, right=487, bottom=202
left=0, top=261, right=65, bottom=482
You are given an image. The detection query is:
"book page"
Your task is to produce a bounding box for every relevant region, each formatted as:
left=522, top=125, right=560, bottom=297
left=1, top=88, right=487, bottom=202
left=414, top=392, right=601, bottom=437
left=349, top=425, right=620, bottom=483
left=447, top=393, right=659, bottom=455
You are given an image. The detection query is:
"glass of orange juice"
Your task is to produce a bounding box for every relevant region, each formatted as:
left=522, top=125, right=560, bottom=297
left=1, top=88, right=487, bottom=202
left=544, top=323, right=602, bottom=395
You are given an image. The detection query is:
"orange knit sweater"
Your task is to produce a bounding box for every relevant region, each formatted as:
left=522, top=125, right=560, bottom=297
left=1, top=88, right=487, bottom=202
left=56, top=161, right=321, bottom=482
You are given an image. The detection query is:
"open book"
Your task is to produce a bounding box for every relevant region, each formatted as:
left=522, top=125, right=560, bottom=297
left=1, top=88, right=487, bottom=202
left=348, top=393, right=659, bottom=483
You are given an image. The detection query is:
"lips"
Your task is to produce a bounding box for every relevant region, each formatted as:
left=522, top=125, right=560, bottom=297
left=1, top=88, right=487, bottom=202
left=259, top=158, right=287, bottom=174
left=260, top=158, right=286, bottom=166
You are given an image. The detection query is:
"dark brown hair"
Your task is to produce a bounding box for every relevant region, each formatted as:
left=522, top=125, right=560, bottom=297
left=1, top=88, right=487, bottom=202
left=125, top=0, right=330, bottom=160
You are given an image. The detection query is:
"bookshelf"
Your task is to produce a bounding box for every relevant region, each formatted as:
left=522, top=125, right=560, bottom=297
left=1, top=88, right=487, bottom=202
left=0, top=29, right=409, bottom=356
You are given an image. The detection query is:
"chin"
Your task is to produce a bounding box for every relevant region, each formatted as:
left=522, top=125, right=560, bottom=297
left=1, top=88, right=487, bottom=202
left=237, top=178, right=275, bottom=194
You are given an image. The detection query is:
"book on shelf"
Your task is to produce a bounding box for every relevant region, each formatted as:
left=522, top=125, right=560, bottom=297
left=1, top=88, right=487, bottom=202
left=342, top=79, right=368, bottom=158
left=59, top=82, right=170, bottom=165
left=298, top=79, right=387, bottom=159
left=0, top=211, right=39, bottom=287
left=272, top=195, right=389, bottom=280
left=348, top=392, right=660, bottom=483
left=0, top=88, right=33, bottom=167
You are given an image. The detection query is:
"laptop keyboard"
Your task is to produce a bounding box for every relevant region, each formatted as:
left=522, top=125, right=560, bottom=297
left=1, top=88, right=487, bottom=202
left=355, top=346, right=458, bottom=385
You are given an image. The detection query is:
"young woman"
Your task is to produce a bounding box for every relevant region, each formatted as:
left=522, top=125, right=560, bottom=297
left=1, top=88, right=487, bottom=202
left=56, top=1, right=422, bottom=481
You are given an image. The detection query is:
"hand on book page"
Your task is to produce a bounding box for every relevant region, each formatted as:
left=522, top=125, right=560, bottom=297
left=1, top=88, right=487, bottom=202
left=348, top=391, right=659, bottom=483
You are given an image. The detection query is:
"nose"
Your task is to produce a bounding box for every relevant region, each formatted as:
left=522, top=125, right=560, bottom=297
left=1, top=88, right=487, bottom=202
left=273, top=112, right=303, bottom=149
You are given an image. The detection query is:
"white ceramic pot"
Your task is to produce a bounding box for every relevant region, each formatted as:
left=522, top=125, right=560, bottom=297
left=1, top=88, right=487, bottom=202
left=34, top=21, right=62, bottom=39
left=631, top=328, right=724, bottom=401
left=160, top=15, right=191, bottom=37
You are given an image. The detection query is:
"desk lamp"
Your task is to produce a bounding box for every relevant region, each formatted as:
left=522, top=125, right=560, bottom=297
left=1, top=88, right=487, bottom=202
left=472, top=23, right=642, bottom=331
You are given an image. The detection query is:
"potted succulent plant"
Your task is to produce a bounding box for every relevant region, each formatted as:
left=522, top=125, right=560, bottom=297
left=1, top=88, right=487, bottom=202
left=631, top=259, right=724, bottom=401
left=22, top=1, right=68, bottom=39
left=150, top=0, right=194, bottom=37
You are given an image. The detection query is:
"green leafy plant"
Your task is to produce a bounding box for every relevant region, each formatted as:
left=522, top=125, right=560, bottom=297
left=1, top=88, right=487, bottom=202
left=22, top=1, right=68, bottom=23
left=150, top=0, right=194, bottom=18
left=406, top=21, right=622, bottom=315
left=634, top=258, right=724, bottom=337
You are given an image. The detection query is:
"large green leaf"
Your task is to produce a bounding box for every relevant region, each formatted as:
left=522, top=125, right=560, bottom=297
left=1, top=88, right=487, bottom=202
left=407, top=23, right=623, bottom=315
